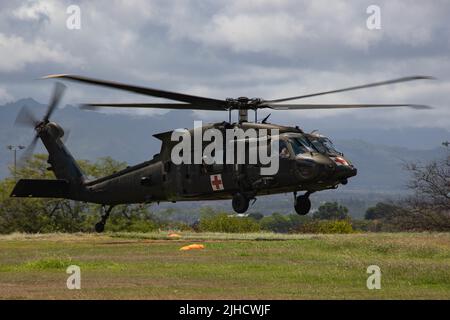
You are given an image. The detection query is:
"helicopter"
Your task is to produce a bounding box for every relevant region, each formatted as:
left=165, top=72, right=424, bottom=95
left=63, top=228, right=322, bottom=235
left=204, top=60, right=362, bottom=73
left=10, top=74, right=433, bottom=232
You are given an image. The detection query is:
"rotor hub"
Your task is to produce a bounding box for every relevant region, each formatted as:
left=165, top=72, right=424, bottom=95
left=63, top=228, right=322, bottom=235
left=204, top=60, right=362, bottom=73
left=225, top=97, right=263, bottom=123
left=226, top=97, right=262, bottom=110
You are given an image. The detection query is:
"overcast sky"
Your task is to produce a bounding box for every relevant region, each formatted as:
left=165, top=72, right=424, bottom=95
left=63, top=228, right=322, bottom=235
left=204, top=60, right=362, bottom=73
left=0, top=0, right=449, bottom=130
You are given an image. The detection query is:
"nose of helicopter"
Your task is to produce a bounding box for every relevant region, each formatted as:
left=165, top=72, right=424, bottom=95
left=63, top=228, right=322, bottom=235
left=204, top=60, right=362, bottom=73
left=293, top=153, right=357, bottom=183
left=331, top=156, right=357, bottom=182
left=334, top=163, right=357, bottom=179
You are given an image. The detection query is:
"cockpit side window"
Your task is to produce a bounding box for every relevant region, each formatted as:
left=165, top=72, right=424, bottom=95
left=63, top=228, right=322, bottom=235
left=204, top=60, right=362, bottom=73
left=279, top=140, right=291, bottom=158
left=309, top=136, right=341, bottom=155
left=321, top=138, right=340, bottom=154
left=289, top=137, right=314, bottom=155
left=296, top=137, right=315, bottom=151
left=310, top=138, right=327, bottom=154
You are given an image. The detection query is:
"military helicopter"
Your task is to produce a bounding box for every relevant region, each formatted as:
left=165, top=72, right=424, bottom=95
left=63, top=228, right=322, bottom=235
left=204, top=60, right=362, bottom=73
left=10, top=74, right=432, bottom=232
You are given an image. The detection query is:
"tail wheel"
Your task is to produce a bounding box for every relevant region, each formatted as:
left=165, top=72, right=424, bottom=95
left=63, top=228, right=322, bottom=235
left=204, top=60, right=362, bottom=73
left=294, top=195, right=311, bottom=215
left=232, top=193, right=249, bottom=213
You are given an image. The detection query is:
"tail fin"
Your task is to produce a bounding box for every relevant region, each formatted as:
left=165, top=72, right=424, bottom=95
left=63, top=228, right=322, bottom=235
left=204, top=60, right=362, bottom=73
left=13, top=82, right=85, bottom=187
left=40, top=122, right=86, bottom=185
left=10, top=124, right=84, bottom=199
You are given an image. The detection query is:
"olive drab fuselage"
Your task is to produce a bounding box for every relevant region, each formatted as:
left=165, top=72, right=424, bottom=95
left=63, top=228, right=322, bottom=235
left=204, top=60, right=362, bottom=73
left=73, top=121, right=356, bottom=206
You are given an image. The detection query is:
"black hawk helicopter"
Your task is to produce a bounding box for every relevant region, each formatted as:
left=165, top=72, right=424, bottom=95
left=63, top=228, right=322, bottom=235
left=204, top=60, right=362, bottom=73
left=10, top=74, right=433, bottom=232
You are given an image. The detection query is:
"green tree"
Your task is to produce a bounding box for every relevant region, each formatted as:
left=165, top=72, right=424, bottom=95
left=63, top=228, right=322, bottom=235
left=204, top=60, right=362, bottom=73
left=260, top=213, right=290, bottom=233
left=365, top=202, right=400, bottom=220
left=312, top=202, right=349, bottom=220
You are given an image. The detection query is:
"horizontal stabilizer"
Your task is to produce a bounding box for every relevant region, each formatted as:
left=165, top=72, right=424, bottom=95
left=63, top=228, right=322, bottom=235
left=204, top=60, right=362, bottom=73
left=10, top=179, right=69, bottom=198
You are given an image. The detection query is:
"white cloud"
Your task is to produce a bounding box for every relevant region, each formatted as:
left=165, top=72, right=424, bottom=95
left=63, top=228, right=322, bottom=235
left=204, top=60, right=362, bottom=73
left=0, top=87, right=14, bottom=104
left=197, top=13, right=306, bottom=55
left=12, top=0, right=51, bottom=21
left=0, top=33, right=83, bottom=72
left=0, top=0, right=448, bottom=130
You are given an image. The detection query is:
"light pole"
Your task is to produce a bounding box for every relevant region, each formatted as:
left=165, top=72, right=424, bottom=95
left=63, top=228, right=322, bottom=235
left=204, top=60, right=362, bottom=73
left=7, top=145, right=25, bottom=181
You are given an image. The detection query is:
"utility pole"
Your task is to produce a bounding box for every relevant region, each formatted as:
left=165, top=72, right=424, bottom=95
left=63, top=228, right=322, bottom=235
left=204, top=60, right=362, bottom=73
left=7, top=145, right=25, bottom=181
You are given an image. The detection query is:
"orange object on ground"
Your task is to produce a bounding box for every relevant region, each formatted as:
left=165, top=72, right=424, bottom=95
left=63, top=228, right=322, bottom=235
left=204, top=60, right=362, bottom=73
left=168, top=233, right=181, bottom=238
left=180, top=244, right=205, bottom=251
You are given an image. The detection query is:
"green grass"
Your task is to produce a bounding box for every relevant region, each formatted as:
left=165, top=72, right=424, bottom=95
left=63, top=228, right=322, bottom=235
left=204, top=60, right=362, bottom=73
left=0, top=232, right=449, bottom=299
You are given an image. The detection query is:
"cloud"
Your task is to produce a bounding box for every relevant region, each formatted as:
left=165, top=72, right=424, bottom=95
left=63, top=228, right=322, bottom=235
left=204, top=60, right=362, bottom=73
left=0, top=87, right=14, bottom=103
left=198, top=13, right=307, bottom=55
left=0, top=33, right=83, bottom=72
left=12, top=0, right=51, bottom=22
left=0, top=0, right=448, bottom=130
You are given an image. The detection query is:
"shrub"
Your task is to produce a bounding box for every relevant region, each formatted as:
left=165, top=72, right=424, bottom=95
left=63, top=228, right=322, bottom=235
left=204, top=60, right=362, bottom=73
left=313, top=202, right=350, bottom=220
left=351, top=219, right=382, bottom=232
left=248, top=212, right=264, bottom=221
left=107, top=215, right=159, bottom=233
left=260, top=213, right=291, bottom=233
left=260, top=213, right=310, bottom=233
left=198, top=213, right=260, bottom=233
left=297, top=220, right=354, bottom=234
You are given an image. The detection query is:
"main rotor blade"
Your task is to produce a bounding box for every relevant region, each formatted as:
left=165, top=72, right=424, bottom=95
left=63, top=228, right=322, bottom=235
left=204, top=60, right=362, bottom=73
left=43, top=82, right=66, bottom=122
left=18, top=135, right=39, bottom=167
left=264, top=76, right=435, bottom=103
left=80, top=102, right=227, bottom=111
left=15, top=106, right=39, bottom=128
left=265, top=103, right=432, bottom=110
left=43, top=74, right=227, bottom=108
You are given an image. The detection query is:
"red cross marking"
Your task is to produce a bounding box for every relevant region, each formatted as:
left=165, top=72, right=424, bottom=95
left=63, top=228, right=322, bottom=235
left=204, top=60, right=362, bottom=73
left=210, top=174, right=224, bottom=191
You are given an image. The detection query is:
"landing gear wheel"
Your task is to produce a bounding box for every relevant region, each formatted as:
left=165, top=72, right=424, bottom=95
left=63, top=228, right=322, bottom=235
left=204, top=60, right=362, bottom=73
left=94, top=205, right=114, bottom=233
left=95, top=221, right=105, bottom=233
left=294, top=195, right=311, bottom=215
left=232, top=193, right=249, bottom=213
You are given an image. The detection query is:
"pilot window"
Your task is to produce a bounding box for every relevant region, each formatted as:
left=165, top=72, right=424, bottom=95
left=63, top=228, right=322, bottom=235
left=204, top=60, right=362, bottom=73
left=310, top=138, right=327, bottom=154
left=289, top=138, right=312, bottom=155
left=321, top=138, right=341, bottom=154
left=309, top=137, right=341, bottom=155
left=279, top=140, right=290, bottom=158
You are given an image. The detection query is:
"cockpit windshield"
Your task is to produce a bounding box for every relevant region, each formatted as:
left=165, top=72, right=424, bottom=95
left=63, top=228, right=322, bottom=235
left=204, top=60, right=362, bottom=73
left=288, top=137, right=315, bottom=155
left=309, top=136, right=341, bottom=155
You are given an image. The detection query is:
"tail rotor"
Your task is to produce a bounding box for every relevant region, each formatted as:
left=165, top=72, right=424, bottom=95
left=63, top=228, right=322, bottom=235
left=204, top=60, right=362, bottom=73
left=14, top=82, right=66, bottom=166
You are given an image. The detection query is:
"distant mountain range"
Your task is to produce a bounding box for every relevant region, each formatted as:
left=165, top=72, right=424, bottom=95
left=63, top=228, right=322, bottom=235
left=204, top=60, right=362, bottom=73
left=1, top=98, right=448, bottom=217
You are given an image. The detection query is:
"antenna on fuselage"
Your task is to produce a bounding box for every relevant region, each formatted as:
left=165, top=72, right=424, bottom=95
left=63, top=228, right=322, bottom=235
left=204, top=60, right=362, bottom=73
left=261, top=113, right=271, bottom=124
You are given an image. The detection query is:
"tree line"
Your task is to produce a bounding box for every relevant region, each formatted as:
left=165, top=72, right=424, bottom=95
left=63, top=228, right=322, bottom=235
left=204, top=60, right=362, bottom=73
left=0, top=151, right=448, bottom=234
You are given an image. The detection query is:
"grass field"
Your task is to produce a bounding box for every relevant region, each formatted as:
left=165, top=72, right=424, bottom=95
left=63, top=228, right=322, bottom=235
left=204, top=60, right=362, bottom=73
left=0, top=232, right=449, bottom=299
